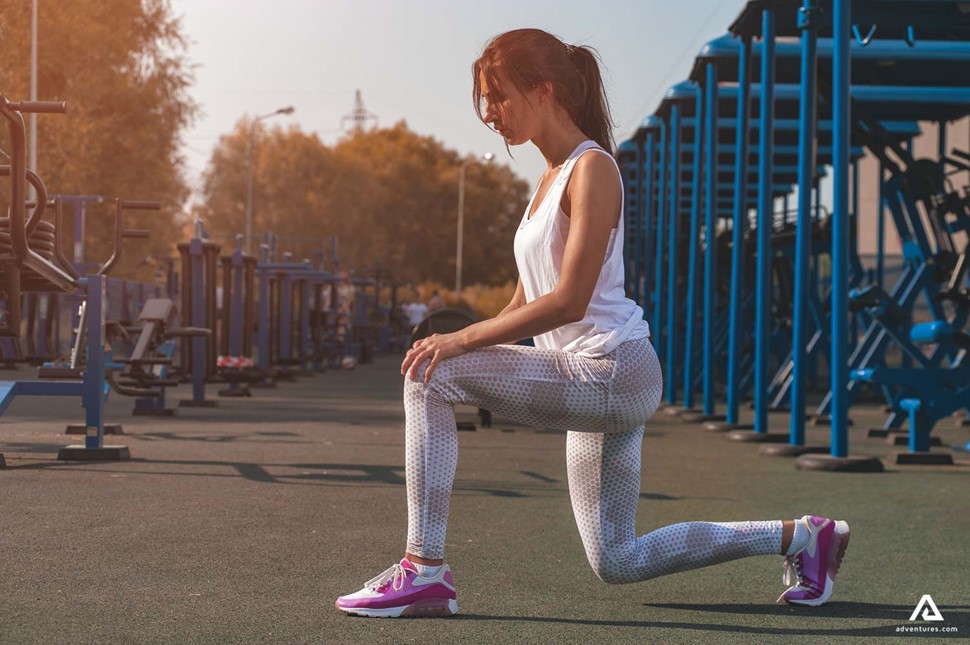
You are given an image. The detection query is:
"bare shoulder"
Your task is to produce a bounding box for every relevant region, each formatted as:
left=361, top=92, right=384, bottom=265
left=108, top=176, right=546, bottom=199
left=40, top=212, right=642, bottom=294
left=565, top=150, right=621, bottom=221
left=571, top=149, right=621, bottom=187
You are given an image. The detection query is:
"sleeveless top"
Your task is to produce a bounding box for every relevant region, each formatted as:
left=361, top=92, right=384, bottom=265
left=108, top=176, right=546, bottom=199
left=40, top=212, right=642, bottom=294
left=513, top=140, right=650, bottom=357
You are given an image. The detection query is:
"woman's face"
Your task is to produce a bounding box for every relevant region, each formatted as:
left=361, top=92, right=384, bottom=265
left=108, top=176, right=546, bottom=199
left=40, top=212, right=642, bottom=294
left=480, top=70, right=545, bottom=146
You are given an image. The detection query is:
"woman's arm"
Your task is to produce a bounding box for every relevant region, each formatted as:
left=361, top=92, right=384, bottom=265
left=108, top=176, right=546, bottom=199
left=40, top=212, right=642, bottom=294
left=403, top=152, right=621, bottom=381
left=496, top=278, right=526, bottom=318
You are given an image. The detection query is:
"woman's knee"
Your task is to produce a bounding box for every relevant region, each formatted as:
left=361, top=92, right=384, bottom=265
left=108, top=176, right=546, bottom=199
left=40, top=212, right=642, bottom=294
left=586, top=549, right=634, bottom=585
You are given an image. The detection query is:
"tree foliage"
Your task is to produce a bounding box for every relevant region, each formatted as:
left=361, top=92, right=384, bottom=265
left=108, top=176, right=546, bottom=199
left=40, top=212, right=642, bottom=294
left=195, top=121, right=530, bottom=286
left=0, top=0, right=197, bottom=278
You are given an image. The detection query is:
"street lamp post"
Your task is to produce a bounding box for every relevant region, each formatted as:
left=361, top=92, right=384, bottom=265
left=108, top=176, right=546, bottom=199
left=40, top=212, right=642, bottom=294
left=456, top=152, right=493, bottom=294
left=245, top=105, right=295, bottom=254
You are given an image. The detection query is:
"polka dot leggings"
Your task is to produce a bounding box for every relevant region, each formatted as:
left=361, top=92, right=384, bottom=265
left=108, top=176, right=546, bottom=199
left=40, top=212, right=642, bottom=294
left=404, top=337, right=783, bottom=583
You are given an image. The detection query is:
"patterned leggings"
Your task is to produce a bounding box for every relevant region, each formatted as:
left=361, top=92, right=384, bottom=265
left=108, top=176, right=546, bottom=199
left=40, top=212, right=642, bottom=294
left=404, top=337, right=783, bottom=583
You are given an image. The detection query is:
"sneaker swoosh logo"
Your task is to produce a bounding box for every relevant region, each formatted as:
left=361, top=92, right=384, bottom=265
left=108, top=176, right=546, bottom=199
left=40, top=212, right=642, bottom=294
left=412, top=576, right=455, bottom=591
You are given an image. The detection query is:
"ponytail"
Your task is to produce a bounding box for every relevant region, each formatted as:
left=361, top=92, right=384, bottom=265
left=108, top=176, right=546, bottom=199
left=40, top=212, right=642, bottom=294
left=473, top=29, right=616, bottom=155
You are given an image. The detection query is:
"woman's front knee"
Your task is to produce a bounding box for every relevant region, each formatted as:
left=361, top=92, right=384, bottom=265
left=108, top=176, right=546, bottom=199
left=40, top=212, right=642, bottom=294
left=587, top=552, right=633, bottom=585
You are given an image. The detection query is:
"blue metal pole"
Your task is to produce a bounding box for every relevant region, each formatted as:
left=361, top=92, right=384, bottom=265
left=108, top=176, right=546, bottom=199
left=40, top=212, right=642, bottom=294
left=754, top=7, right=776, bottom=435
left=257, top=262, right=271, bottom=373
left=653, top=121, right=667, bottom=360
left=84, top=274, right=105, bottom=449
left=702, top=62, right=719, bottom=416
left=830, top=0, right=851, bottom=458
left=643, top=130, right=656, bottom=312
left=683, top=85, right=703, bottom=411
left=630, top=141, right=642, bottom=300
left=726, top=34, right=753, bottom=426
left=876, top=161, right=885, bottom=287
left=791, top=0, right=819, bottom=447
left=666, top=103, right=682, bottom=405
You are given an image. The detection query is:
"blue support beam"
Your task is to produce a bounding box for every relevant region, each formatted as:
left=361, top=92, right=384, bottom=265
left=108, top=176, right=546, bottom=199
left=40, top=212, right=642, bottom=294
left=665, top=103, right=681, bottom=405
left=725, top=34, right=752, bottom=427
left=702, top=62, right=719, bottom=417
left=683, top=85, right=703, bottom=411
left=790, top=0, right=819, bottom=449
left=753, top=7, right=776, bottom=437
left=830, top=0, right=851, bottom=458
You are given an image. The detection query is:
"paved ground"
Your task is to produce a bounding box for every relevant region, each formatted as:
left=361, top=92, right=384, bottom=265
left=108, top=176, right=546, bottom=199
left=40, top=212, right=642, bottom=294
left=1, top=356, right=967, bottom=644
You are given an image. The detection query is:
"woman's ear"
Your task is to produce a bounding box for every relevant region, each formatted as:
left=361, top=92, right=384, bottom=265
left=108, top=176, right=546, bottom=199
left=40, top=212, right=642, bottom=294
left=536, top=81, right=554, bottom=106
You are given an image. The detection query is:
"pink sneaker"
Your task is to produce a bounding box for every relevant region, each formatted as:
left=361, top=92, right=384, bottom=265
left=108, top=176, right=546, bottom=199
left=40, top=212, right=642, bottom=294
left=778, top=515, right=851, bottom=606
left=335, top=558, right=458, bottom=618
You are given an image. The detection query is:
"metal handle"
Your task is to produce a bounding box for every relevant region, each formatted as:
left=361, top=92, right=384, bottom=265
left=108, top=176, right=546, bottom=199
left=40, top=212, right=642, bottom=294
left=11, top=100, right=67, bottom=114
left=121, top=200, right=160, bottom=211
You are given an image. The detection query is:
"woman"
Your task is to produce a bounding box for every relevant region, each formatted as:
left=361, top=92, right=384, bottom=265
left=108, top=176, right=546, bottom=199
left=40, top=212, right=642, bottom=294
left=335, top=28, right=849, bottom=618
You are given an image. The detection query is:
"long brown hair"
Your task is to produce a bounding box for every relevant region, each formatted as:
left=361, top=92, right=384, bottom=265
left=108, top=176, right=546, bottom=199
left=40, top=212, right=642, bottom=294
left=472, top=29, right=616, bottom=155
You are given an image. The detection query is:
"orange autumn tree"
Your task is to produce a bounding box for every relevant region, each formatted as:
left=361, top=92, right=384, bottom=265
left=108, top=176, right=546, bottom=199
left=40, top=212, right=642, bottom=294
left=195, top=121, right=530, bottom=287
left=0, top=0, right=197, bottom=279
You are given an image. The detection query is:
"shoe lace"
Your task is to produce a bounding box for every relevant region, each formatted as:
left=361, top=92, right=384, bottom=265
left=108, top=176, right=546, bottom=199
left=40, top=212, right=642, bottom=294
left=364, top=563, right=408, bottom=593
left=776, top=555, right=806, bottom=602
left=781, top=556, right=803, bottom=587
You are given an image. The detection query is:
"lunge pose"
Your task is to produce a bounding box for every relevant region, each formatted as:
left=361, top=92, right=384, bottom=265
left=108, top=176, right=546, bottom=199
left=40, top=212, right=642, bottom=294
left=336, top=28, right=849, bottom=618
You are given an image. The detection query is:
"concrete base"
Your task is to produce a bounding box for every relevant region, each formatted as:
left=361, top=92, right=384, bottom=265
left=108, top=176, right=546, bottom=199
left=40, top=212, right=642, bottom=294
left=680, top=412, right=724, bottom=423
left=704, top=421, right=753, bottom=433
left=866, top=428, right=903, bottom=438
left=66, top=424, right=123, bottom=435
left=892, top=451, right=955, bottom=466
left=812, top=415, right=855, bottom=427
left=179, top=400, right=219, bottom=408
left=759, top=444, right=830, bottom=458
left=57, top=445, right=131, bottom=461
left=132, top=407, right=176, bottom=417
left=218, top=387, right=252, bottom=398
left=795, top=453, right=884, bottom=472
left=661, top=405, right=690, bottom=417
left=886, top=435, right=943, bottom=447
left=726, top=430, right=789, bottom=443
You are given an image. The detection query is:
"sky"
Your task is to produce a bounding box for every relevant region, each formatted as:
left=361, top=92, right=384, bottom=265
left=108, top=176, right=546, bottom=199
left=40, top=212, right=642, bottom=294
left=170, top=0, right=750, bottom=196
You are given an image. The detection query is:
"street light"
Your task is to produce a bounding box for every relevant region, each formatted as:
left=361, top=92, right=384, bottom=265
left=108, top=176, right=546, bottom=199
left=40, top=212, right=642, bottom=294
left=456, top=152, right=493, bottom=294
left=245, top=105, right=295, bottom=254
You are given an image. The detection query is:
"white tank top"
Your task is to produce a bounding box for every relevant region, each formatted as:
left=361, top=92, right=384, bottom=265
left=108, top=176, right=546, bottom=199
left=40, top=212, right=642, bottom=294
left=513, top=140, right=650, bottom=357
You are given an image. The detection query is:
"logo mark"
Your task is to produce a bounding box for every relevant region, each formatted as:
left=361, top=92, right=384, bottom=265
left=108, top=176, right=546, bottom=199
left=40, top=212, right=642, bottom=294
left=908, top=595, right=944, bottom=622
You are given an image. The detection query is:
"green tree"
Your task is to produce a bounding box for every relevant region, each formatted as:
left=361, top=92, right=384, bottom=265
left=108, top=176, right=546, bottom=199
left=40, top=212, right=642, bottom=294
left=0, top=0, right=197, bottom=279
left=196, top=120, right=530, bottom=286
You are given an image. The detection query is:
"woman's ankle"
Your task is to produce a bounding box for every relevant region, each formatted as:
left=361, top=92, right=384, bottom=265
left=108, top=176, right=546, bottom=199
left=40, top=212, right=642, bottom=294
left=405, top=553, right=444, bottom=566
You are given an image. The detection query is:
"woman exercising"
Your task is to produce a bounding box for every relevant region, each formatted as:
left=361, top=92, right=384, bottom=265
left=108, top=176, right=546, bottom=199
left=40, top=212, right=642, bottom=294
left=336, top=28, right=849, bottom=618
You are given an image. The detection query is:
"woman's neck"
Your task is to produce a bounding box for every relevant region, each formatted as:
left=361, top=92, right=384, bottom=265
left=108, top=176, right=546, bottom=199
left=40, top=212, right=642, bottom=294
left=532, top=119, right=589, bottom=170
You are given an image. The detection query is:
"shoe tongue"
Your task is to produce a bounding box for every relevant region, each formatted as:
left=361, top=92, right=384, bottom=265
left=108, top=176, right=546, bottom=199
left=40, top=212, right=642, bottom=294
left=399, top=558, right=418, bottom=573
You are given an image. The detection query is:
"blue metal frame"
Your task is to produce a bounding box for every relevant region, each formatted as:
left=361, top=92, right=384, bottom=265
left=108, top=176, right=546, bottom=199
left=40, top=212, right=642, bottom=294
left=665, top=103, right=681, bottom=404
left=725, top=34, right=752, bottom=426
left=753, top=6, right=776, bottom=436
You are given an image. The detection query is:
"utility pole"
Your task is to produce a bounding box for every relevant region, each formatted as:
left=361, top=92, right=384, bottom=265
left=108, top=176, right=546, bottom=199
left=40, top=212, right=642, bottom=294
left=341, top=90, right=378, bottom=134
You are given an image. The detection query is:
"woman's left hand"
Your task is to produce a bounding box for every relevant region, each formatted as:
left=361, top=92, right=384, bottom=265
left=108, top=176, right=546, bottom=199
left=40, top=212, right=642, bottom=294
left=401, top=332, right=467, bottom=382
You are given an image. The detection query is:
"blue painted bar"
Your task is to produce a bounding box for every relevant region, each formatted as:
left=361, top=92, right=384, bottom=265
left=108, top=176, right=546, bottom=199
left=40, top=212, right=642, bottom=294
left=754, top=7, right=776, bottom=436
left=876, top=160, right=885, bottom=287
left=830, top=0, right=851, bottom=458
left=84, top=274, right=105, bottom=449
left=702, top=62, right=719, bottom=416
left=683, top=84, right=703, bottom=411
left=726, top=33, right=752, bottom=426
left=790, top=0, right=819, bottom=448
left=665, top=102, right=681, bottom=405
left=653, top=120, right=667, bottom=361
left=643, top=129, right=656, bottom=311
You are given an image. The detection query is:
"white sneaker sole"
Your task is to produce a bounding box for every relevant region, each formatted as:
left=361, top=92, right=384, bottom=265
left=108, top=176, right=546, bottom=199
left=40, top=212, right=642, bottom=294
left=337, top=598, right=459, bottom=618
